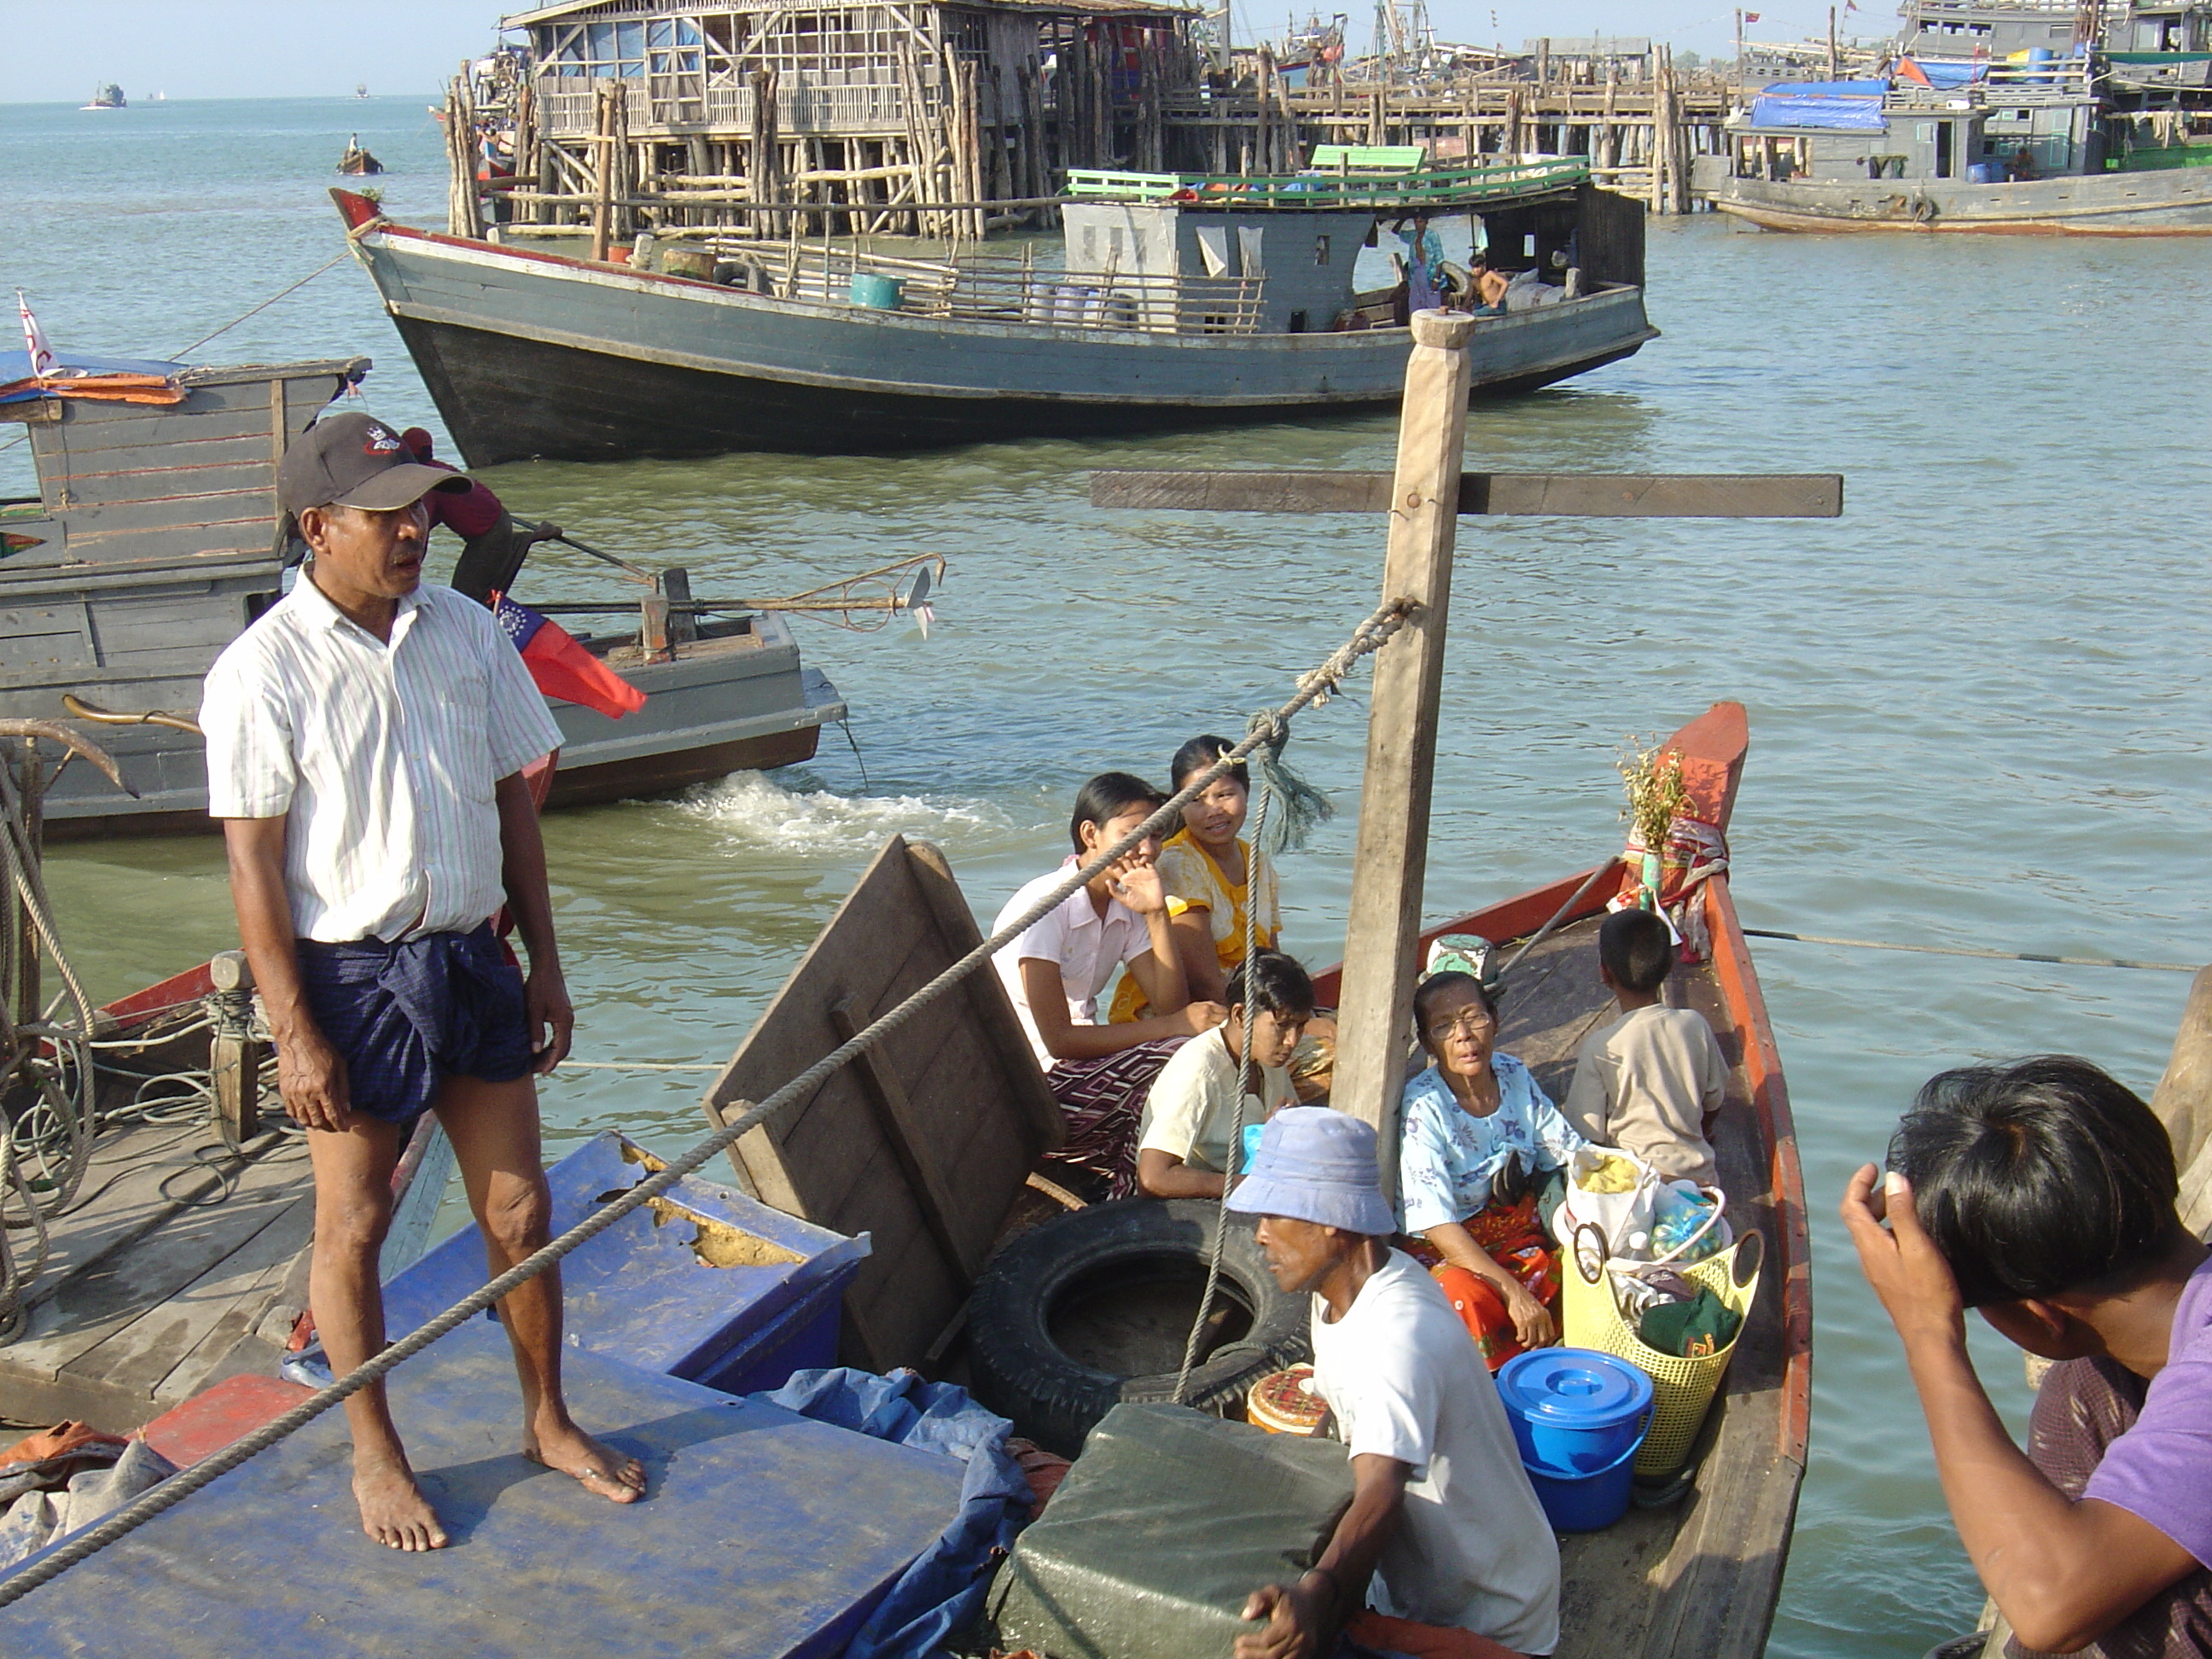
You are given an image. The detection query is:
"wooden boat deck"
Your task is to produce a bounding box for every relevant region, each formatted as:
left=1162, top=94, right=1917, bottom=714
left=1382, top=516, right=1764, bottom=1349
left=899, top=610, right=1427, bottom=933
left=1492, top=908, right=1803, bottom=1659
left=0, top=1118, right=313, bottom=1431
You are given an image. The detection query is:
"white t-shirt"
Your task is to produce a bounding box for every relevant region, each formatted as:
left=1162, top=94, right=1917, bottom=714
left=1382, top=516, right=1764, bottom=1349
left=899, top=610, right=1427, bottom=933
left=1137, top=1025, right=1295, bottom=1174
left=991, top=859, right=1155, bottom=1069
left=1309, top=1250, right=1562, bottom=1655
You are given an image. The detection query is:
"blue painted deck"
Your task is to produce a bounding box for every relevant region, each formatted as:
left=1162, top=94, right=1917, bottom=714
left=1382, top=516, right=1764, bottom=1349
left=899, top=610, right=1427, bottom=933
left=0, top=1318, right=965, bottom=1656
left=376, top=1132, right=866, bottom=1388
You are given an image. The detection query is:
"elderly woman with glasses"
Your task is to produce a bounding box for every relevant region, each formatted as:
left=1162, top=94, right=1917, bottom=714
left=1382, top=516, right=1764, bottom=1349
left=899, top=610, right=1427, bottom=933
left=1395, top=970, right=1588, bottom=1371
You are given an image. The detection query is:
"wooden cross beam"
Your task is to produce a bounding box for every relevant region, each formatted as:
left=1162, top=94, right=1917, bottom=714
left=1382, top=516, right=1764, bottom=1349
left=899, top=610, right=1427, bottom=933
left=1089, top=320, right=1843, bottom=1192
left=1090, top=469, right=1842, bottom=519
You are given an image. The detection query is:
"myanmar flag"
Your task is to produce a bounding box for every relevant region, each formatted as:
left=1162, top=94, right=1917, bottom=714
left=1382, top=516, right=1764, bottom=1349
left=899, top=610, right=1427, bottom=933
left=492, top=592, right=647, bottom=720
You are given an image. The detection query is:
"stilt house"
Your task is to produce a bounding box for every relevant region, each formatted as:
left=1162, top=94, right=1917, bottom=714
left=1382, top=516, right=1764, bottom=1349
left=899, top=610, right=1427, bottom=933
left=496, top=0, right=1208, bottom=236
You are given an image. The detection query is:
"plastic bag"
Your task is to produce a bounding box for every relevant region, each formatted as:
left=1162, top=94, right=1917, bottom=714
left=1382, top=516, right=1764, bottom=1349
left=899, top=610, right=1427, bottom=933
left=1553, top=1145, right=1663, bottom=1256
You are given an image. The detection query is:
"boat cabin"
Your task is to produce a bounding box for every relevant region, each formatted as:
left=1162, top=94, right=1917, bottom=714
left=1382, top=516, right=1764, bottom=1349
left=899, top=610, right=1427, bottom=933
left=1050, top=160, right=1643, bottom=335
left=1726, top=73, right=2100, bottom=183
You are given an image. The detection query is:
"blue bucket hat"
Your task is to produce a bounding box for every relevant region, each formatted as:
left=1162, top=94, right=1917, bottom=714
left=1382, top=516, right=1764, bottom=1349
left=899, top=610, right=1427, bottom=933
left=1226, top=1107, right=1397, bottom=1236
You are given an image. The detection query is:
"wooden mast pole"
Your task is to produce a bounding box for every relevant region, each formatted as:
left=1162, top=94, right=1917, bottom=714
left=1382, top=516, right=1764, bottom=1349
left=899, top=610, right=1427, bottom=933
left=1330, top=309, right=1476, bottom=1199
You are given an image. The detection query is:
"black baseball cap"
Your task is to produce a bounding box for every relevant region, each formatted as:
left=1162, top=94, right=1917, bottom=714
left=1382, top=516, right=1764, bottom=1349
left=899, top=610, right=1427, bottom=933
left=277, top=413, right=473, bottom=516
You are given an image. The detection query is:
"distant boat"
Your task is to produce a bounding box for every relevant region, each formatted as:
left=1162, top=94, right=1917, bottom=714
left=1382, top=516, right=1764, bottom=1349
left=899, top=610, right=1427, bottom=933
left=81, top=83, right=125, bottom=110
left=356, top=82, right=370, bottom=99
left=148, top=90, right=166, bottom=102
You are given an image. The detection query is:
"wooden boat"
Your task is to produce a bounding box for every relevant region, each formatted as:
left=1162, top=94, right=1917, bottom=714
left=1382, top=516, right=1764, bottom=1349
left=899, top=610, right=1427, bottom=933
left=699, top=700, right=1808, bottom=1657
left=1304, top=700, right=1810, bottom=1659
left=0, top=354, right=846, bottom=838
left=1714, top=59, right=2212, bottom=234
left=330, top=160, right=1656, bottom=465
left=0, top=955, right=451, bottom=1429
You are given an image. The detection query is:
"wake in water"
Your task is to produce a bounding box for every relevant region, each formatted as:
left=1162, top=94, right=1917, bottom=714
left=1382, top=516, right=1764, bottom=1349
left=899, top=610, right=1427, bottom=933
left=675, top=771, right=1016, bottom=854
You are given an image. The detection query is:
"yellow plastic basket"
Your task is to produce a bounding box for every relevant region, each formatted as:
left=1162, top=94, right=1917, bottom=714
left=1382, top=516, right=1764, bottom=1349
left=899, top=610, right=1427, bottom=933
left=1558, top=1225, right=1763, bottom=1477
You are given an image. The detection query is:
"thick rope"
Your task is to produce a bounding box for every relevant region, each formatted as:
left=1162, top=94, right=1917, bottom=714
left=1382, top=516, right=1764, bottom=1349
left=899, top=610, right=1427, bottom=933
left=1173, top=768, right=1273, bottom=1405
left=0, top=597, right=1412, bottom=1611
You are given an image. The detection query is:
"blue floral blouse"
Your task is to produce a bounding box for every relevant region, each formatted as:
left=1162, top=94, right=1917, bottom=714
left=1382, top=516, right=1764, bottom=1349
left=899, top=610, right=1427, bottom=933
left=1395, top=1054, right=1589, bottom=1235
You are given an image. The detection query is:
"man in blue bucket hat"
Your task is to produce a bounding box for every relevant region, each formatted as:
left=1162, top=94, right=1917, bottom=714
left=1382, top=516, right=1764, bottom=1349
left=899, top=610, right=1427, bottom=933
left=1230, top=1107, right=1561, bottom=1659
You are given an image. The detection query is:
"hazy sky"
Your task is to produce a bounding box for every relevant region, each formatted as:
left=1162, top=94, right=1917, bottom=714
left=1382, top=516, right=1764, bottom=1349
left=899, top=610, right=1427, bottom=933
left=0, top=0, right=1890, bottom=104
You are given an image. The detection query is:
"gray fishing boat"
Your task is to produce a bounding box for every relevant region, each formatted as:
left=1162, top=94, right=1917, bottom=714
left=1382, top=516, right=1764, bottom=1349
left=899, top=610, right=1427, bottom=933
left=0, top=355, right=846, bottom=838
left=1714, top=48, right=2212, bottom=233
left=334, top=158, right=1656, bottom=464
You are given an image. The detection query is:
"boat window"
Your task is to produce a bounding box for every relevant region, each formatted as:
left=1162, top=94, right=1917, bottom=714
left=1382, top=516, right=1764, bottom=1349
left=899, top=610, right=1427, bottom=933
left=1523, top=232, right=1536, bottom=256
left=1314, top=235, right=1330, bottom=265
left=1288, top=310, right=1307, bottom=332
left=1109, top=227, right=1125, bottom=264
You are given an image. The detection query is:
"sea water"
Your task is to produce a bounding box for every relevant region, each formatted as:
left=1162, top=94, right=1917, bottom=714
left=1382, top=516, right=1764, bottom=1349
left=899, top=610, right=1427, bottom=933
left=6, top=94, right=2211, bottom=1656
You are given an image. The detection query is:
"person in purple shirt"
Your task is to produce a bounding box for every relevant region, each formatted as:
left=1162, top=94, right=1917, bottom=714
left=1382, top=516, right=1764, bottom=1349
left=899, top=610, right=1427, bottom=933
left=1843, top=1057, right=2212, bottom=1658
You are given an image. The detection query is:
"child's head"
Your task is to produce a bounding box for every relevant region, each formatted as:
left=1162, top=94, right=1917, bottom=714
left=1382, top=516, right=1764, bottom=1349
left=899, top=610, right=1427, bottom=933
left=1598, top=907, right=1673, bottom=996
left=1067, top=771, right=1167, bottom=856
left=1225, top=950, right=1316, bottom=1069
left=1889, top=1056, right=2183, bottom=1318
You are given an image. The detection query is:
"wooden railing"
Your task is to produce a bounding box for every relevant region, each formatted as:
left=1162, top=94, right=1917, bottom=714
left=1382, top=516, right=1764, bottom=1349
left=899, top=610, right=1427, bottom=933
left=753, top=246, right=1266, bottom=334
left=538, top=73, right=911, bottom=137
left=1065, top=154, right=1590, bottom=208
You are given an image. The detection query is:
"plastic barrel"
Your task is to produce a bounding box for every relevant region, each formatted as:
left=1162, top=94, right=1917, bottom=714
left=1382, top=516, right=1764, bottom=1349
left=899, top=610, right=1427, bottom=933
left=1496, top=1348, right=1653, bottom=1532
left=849, top=271, right=905, bottom=310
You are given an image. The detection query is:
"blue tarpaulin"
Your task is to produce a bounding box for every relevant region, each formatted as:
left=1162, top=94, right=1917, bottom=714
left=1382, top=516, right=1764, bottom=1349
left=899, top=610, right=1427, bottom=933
left=760, top=1369, right=1034, bottom=1659
left=1903, top=57, right=1988, bottom=87
left=1750, top=80, right=1889, bottom=130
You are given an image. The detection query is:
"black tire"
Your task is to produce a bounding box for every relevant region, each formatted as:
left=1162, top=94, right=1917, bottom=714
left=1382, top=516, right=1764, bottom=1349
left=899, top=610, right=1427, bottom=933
left=969, top=1198, right=1312, bottom=1456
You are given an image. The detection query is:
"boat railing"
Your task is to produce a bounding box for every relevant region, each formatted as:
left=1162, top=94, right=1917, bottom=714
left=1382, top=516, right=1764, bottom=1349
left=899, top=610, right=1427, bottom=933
left=763, top=246, right=1266, bottom=335
left=1063, top=155, right=1591, bottom=210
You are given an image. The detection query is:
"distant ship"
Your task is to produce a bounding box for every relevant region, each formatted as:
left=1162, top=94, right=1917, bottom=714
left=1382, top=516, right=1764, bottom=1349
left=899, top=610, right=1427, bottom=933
left=356, top=83, right=370, bottom=99
left=81, top=83, right=125, bottom=110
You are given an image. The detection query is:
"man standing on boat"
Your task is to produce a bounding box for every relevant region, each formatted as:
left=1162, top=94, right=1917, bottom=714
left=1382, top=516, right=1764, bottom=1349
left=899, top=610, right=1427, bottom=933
left=200, top=412, right=645, bottom=1551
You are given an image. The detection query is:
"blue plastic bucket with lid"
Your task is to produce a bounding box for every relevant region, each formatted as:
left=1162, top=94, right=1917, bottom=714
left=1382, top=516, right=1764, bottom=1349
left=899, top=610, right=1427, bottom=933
left=1496, top=1348, right=1654, bottom=1531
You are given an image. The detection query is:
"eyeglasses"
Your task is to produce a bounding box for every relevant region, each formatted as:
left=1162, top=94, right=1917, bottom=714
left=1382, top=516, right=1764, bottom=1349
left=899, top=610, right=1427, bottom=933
left=1424, top=1009, right=1497, bottom=1043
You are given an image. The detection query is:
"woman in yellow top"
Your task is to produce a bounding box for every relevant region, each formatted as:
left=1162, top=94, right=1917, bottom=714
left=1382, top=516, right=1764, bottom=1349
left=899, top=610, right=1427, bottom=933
left=1111, top=735, right=1281, bottom=1022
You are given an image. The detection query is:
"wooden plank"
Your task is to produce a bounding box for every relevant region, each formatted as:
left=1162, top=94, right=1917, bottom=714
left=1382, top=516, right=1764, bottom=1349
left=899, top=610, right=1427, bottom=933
left=904, top=838, right=1065, bottom=1151
left=9, top=1123, right=290, bottom=1307
left=701, top=834, right=1062, bottom=1367
left=77, top=1192, right=317, bottom=1405
left=0, top=1138, right=312, bottom=1381
left=1330, top=311, right=1476, bottom=1194
left=38, top=461, right=281, bottom=511
left=828, top=995, right=979, bottom=1283
left=1089, top=469, right=1844, bottom=519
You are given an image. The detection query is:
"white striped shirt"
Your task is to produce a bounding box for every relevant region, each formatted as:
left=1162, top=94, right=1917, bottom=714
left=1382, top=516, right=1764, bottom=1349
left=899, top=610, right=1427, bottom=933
left=200, top=575, right=562, bottom=943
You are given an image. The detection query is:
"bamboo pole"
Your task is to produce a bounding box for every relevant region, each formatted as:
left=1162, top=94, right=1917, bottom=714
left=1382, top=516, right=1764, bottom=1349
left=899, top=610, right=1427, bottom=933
left=591, top=86, right=615, bottom=260
left=1329, top=308, right=1479, bottom=1200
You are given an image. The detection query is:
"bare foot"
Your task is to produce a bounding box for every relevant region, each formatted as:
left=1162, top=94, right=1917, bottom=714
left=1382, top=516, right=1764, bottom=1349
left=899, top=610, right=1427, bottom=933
left=523, top=1420, right=645, bottom=1504
left=353, top=1454, right=449, bottom=1551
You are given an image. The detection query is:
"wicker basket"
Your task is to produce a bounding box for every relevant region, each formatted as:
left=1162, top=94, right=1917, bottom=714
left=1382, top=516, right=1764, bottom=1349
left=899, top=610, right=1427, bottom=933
left=1558, top=1225, right=1763, bottom=1477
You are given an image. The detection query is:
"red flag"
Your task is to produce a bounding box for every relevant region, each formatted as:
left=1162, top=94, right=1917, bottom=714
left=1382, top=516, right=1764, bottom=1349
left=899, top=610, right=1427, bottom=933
left=1743, top=11, right=1760, bottom=20
left=491, top=592, right=647, bottom=720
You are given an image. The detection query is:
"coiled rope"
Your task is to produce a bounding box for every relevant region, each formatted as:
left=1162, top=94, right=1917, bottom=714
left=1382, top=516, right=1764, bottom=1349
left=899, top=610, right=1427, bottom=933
left=0, top=597, right=1412, bottom=1611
